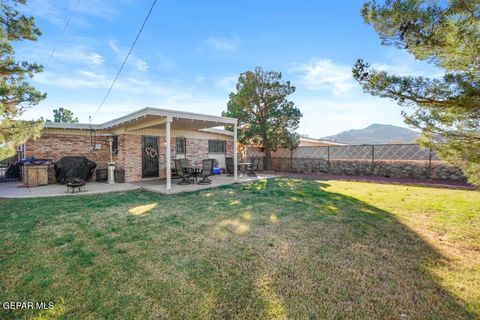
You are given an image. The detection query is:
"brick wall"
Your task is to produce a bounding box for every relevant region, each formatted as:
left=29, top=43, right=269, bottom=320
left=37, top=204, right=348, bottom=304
left=26, top=133, right=112, bottom=182
left=186, top=138, right=209, bottom=166
left=27, top=132, right=234, bottom=182
left=115, top=134, right=142, bottom=182
left=226, top=141, right=233, bottom=157
left=26, top=133, right=111, bottom=165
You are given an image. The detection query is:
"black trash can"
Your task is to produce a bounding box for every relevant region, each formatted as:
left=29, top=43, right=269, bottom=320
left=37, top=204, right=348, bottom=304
left=96, top=168, right=108, bottom=182
left=114, top=168, right=125, bottom=183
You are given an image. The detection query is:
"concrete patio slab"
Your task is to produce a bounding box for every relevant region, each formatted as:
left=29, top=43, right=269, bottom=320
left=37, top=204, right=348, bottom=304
left=0, top=174, right=278, bottom=198
left=0, top=181, right=140, bottom=198
left=136, top=174, right=276, bottom=194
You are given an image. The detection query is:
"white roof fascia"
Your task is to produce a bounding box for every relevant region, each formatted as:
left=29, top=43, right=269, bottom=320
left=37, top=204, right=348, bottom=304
left=43, top=107, right=238, bottom=130
left=101, top=107, right=237, bottom=129
left=44, top=122, right=98, bottom=129
left=199, top=128, right=234, bottom=136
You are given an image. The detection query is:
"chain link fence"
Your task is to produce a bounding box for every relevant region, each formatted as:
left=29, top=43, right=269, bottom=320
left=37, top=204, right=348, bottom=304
left=245, top=144, right=465, bottom=181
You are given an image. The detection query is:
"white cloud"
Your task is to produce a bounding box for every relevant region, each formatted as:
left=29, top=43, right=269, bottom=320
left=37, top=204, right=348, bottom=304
left=205, top=36, right=239, bottom=51
left=295, top=96, right=408, bottom=137
left=216, top=75, right=238, bottom=93
left=371, top=52, right=444, bottom=78
left=20, top=86, right=225, bottom=124
left=51, top=47, right=105, bottom=65
left=34, top=70, right=107, bottom=89
left=132, top=58, right=149, bottom=72
left=108, top=39, right=149, bottom=72
left=155, top=52, right=175, bottom=70
left=74, top=0, right=125, bottom=20
left=23, top=0, right=128, bottom=27
left=291, top=59, right=354, bottom=95
left=27, top=71, right=203, bottom=123
left=33, top=68, right=194, bottom=103
left=108, top=40, right=121, bottom=54
left=74, top=70, right=106, bottom=81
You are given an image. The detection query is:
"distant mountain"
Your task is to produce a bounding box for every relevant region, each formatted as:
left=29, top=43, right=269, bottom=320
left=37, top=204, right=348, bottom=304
left=322, top=124, right=421, bottom=145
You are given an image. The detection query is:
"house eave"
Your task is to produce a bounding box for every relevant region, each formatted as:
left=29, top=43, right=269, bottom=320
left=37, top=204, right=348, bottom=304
left=100, top=107, right=237, bottom=129
left=198, top=128, right=234, bottom=136
left=44, top=122, right=98, bottom=130
left=43, top=107, right=238, bottom=130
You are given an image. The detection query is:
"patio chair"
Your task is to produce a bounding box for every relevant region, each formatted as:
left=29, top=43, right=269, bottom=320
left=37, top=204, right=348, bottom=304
left=179, top=158, right=193, bottom=175
left=247, top=158, right=260, bottom=177
left=171, top=160, right=182, bottom=179
left=226, top=157, right=234, bottom=176
left=198, top=159, right=214, bottom=185
left=174, top=159, right=193, bottom=185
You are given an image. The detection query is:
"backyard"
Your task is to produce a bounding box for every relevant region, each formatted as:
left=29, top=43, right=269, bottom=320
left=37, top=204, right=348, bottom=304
left=1, top=178, right=479, bottom=319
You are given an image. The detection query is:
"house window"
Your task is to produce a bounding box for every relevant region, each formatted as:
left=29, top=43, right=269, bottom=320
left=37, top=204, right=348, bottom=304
left=208, top=140, right=226, bottom=153
left=112, top=136, right=118, bottom=155
left=176, top=137, right=186, bottom=154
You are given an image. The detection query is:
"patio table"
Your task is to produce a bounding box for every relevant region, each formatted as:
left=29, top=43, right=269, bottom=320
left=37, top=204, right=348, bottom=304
left=182, top=165, right=201, bottom=182
left=238, top=162, right=252, bottom=176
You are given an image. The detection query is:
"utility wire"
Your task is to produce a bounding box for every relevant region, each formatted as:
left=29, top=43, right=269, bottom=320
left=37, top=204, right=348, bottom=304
left=48, top=0, right=81, bottom=61
left=92, top=0, right=158, bottom=120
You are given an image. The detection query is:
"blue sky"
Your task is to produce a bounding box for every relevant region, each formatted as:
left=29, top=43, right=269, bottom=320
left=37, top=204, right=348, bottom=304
left=17, top=0, right=441, bottom=137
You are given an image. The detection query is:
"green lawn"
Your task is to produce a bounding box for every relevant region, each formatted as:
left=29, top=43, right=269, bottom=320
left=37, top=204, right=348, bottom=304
left=1, top=178, right=479, bottom=319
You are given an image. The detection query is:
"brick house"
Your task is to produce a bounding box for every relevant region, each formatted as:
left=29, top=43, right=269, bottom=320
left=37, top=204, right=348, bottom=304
left=25, top=107, right=238, bottom=191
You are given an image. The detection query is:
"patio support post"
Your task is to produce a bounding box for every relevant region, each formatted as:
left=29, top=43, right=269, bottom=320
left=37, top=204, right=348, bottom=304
left=234, top=122, right=238, bottom=182
left=166, top=116, right=172, bottom=192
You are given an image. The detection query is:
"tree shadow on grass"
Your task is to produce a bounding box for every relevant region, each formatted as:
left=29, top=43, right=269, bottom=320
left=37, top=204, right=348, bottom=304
left=175, top=178, right=475, bottom=319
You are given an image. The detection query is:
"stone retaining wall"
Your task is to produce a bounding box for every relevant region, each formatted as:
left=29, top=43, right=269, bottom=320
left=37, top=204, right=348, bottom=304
left=263, top=158, right=466, bottom=182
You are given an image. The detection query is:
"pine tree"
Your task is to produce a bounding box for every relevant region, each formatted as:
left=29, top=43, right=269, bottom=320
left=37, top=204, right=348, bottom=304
left=223, top=67, right=302, bottom=170
left=0, top=0, right=46, bottom=159
left=47, top=107, right=78, bottom=123
left=353, top=0, right=480, bottom=184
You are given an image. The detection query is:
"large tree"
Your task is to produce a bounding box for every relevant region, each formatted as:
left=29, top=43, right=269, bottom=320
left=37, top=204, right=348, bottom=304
left=223, top=67, right=302, bottom=170
left=0, top=0, right=45, bottom=159
left=47, top=107, right=78, bottom=123
left=353, top=0, right=480, bottom=185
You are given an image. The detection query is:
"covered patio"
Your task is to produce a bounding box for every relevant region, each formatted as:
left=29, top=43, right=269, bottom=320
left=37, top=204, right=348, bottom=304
left=91, top=107, right=240, bottom=190
left=7, top=107, right=259, bottom=196
left=0, top=174, right=277, bottom=198
left=35, top=107, right=240, bottom=186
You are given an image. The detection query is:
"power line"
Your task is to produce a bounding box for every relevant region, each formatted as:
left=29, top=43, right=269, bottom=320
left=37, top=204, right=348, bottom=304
left=48, top=0, right=81, bottom=61
left=92, top=0, right=158, bottom=121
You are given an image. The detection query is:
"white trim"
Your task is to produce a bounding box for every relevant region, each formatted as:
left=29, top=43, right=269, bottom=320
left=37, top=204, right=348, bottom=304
left=199, top=128, right=234, bottom=136
left=44, top=122, right=98, bottom=129
left=44, top=107, right=237, bottom=130
left=125, top=118, right=168, bottom=131
left=233, top=123, right=238, bottom=182
left=166, top=119, right=171, bottom=192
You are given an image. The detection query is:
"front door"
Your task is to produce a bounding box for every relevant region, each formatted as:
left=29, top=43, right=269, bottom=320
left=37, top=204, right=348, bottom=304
left=142, top=136, right=159, bottom=178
